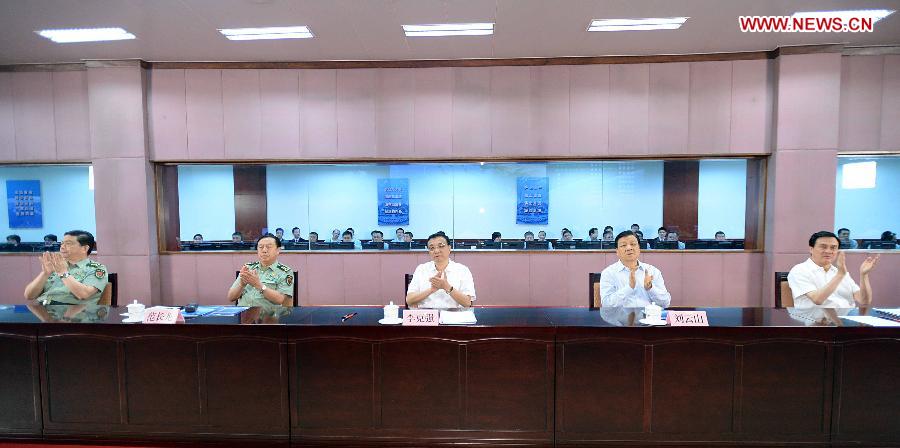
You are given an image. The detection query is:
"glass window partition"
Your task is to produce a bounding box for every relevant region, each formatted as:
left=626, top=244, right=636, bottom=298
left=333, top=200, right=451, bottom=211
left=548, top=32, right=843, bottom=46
left=157, top=157, right=764, bottom=253
left=835, top=155, right=900, bottom=250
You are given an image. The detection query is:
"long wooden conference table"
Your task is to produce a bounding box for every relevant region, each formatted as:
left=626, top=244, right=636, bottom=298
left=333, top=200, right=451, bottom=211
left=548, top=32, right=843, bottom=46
left=0, top=304, right=897, bottom=447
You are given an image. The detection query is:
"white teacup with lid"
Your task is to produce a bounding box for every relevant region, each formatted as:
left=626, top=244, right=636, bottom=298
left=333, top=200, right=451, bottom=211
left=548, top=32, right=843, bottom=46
left=126, top=300, right=145, bottom=319
left=383, top=301, right=399, bottom=321
left=643, top=303, right=663, bottom=322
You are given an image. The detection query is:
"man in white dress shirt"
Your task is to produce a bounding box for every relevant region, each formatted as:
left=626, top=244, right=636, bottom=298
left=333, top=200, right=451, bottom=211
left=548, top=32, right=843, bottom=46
left=406, top=232, right=476, bottom=309
left=787, top=231, right=879, bottom=308
left=600, top=230, right=671, bottom=308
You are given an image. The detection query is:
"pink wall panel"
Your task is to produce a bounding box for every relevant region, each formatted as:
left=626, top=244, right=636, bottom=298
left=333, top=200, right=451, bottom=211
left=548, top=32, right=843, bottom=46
left=609, top=64, right=649, bottom=156
left=839, top=56, right=884, bottom=151
left=158, top=254, right=197, bottom=306
left=259, top=70, right=300, bottom=158
left=222, top=70, right=262, bottom=159
left=0, top=73, right=16, bottom=161
left=721, top=252, right=763, bottom=307
left=844, top=252, right=900, bottom=307
left=52, top=71, right=91, bottom=161
left=640, top=252, right=683, bottom=306
left=776, top=53, right=842, bottom=150
left=879, top=55, right=900, bottom=150
left=304, top=254, right=345, bottom=305
left=192, top=254, right=239, bottom=305
left=457, top=253, right=531, bottom=306
left=336, top=69, right=377, bottom=158
left=149, top=69, right=188, bottom=160
left=490, top=66, right=534, bottom=157
left=299, top=69, right=338, bottom=158
left=92, top=158, right=154, bottom=256
left=413, top=68, right=453, bottom=157
left=276, top=253, right=308, bottom=305
left=532, top=66, right=571, bottom=156
left=570, top=65, right=610, bottom=157
left=688, top=61, right=732, bottom=155
left=12, top=72, right=56, bottom=161
left=680, top=253, right=724, bottom=306
left=730, top=59, right=771, bottom=154
left=648, top=62, right=689, bottom=155
left=87, top=67, right=147, bottom=159
left=95, top=255, right=157, bottom=305
left=375, top=68, right=414, bottom=158
left=379, top=253, right=419, bottom=305
left=185, top=69, right=225, bottom=159
left=768, top=149, right=837, bottom=254
left=451, top=67, right=491, bottom=157
left=565, top=253, right=601, bottom=307
left=0, top=256, right=34, bottom=304
left=343, top=254, right=386, bottom=305
left=529, top=253, right=570, bottom=306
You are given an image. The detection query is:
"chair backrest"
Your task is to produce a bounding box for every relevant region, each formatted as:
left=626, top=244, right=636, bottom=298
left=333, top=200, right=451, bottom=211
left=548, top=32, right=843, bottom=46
left=589, top=272, right=602, bottom=310
left=99, top=273, right=117, bottom=307
left=404, top=274, right=413, bottom=309
left=774, top=272, right=793, bottom=308
left=234, top=269, right=299, bottom=307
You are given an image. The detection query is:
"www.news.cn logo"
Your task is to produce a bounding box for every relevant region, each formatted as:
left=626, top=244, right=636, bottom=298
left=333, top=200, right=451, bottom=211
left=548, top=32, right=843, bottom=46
left=739, top=16, right=874, bottom=32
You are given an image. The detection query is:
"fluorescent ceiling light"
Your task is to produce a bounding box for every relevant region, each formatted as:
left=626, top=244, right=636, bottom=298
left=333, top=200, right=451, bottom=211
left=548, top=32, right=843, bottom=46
left=218, top=26, right=313, bottom=40
left=841, top=161, right=877, bottom=189
left=588, top=17, right=689, bottom=32
left=403, top=23, right=493, bottom=37
left=791, top=9, right=894, bottom=22
left=35, top=27, right=135, bottom=43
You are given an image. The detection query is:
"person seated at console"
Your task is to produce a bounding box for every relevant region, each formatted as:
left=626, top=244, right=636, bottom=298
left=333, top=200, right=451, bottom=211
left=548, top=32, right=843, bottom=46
left=406, top=232, right=476, bottom=309
left=274, top=228, right=285, bottom=240
left=561, top=229, right=574, bottom=241
left=587, top=227, right=599, bottom=242
left=666, top=230, right=685, bottom=249
left=599, top=231, right=671, bottom=308
left=6, top=234, right=20, bottom=246
left=227, top=233, right=295, bottom=307
left=330, top=229, right=341, bottom=243
left=787, top=231, right=879, bottom=308
left=881, top=230, right=899, bottom=249
left=24, top=230, right=108, bottom=306
left=368, top=230, right=387, bottom=249
left=404, top=231, right=413, bottom=243
left=715, top=231, right=726, bottom=241
left=537, top=230, right=553, bottom=249
left=192, top=233, right=203, bottom=243
left=43, top=234, right=58, bottom=248
left=231, top=232, right=243, bottom=243
left=340, top=230, right=357, bottom=249
left=836, top=228, right=858, bottom=249
left=289, top=227, right=306, bottom=244
left=630, top=224, right=641, bottom=233
left=395, top=227, right=405, bottom=241
left=524, top=231, right=534, bottom=242
left=602, top=230, right=614, bottom=242
left=491, top=231, right=502, bottom=243
left=308, top=231, right=319, bottom=243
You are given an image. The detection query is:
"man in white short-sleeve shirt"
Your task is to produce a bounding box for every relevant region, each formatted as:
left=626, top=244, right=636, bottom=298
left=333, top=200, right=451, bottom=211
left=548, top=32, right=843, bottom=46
left=600, top=231, right=672, bottom=308
left=406, top=232, right=476, bottom=309
left=787, top=231, right=879, bottom=308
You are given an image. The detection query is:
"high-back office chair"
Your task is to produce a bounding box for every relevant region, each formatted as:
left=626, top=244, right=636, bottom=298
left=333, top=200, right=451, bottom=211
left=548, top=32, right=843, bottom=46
left=588, top=272, right=602, bottom=310
left=98, top=273, right=117, bottom=306
left=403, top=274, right=413, bottom=309
left=774, top=272, right=793, bottom=308
left=233, top=270, right=299, bottom=307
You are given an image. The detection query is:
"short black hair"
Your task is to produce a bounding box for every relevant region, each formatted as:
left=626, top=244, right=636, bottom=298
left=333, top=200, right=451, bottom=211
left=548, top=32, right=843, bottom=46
left=256, top=233, right=282, bottom=248
left=342, top=230, right=352, bottom=238
left=371, top=230, right=383, bottom=237
left=396, top=227, right=404, bottom=232
left=275, top=227, right=284, bottom=232
left=715, top=231, right=725, bottom=237
left=657, top=227, right=667, bottom=233
left=631, top=223, right=640, bottom=228
left=346, top=227, right=355, bottom=233
left=881, top=230, right=896, bottom=241
left=64, top=230, right=96, bottom=255
left=292, top=227, right=300, bottom=232
left=405, top=231, right=413, bottom=238
left=589, top=227, right=598, bottom=235
left=562, top=229, right=573, bottom=236
left=6, top=234, right=21, bottom=244
left=309, top=231, right=318, bottom=238
left=232, top=231, right=242, bottom=237
left=837, top=228, right=849, bottom=234
left=44, top=234, right=57, bottom=242
left=614, top=230, right=638, bottom=246
left=524, top=231, right=534, bottom=238
left=808, top=231, right=839, bottom=247
left=604, top=226, right=614, bottom=232
left=491, top=231, right=501, bottom=240
left=428, top=232, right=450, bottom=246
left=634, top=230, right=644, bottom=239
left=193, top=233, right=203, bottom=239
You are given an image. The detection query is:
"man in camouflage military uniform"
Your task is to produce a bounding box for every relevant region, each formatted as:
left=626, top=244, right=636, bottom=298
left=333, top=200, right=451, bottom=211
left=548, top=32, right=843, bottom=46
left=24, top=230, right=108, bottom=305
left=227, top=233, right=295, bottom=307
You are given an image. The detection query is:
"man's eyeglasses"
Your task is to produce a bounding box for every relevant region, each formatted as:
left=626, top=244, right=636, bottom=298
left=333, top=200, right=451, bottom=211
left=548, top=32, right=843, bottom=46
left=427, top=243, right=448, bottom=251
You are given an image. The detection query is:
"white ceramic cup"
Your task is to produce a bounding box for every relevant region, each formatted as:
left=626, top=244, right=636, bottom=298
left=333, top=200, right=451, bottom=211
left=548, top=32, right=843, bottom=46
left=126, top=301, right=145, bottom=318
left=644, top=303, right=662, bottom=321
left=384, top=302, right=399, bottom=321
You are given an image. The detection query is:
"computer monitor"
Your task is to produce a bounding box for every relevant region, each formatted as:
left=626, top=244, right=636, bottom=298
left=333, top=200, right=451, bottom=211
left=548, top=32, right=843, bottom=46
left=282, top=242, right=310, bottom=251
left=361, top=241, right=387, bottom=250
left=651, top=241, right=678, bottom=250
left=575, top=240, right=602, bottom=250
left=523, top=240, right=550, bottom=250
left=865, top=241, right=898, bottom=249
left=0, top=243, right=31, bottom=252
left=600, top=241, right=616, bottom=250
left=409, top=241, right=427, bottom=250
left=479, top=241, right=501, bottom=249
left=502, top=241, right=525, bottom=250
left=388, top=241, right=411, bottom=250
left=685, top=240, right=711, bottom=250
left=453, top=240, right=480, bottom=249
left=554, top=240, right=577, bottom=250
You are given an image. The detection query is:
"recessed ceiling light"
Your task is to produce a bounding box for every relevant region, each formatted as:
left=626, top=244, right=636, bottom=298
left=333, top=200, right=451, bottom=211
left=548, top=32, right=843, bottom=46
left=218, top=26, right=314, bottom=41
left=35, top=27, right=136, bottom=43
left=791, top=9, right=894, bottom=22
left=402, top=23, right=494, bottom=37
left=588, top=17, right=689, bottom=32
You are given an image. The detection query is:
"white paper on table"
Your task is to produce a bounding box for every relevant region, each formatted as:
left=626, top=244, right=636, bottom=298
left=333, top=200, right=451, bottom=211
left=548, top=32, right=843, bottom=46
left=840, top=315, right=900, bottom=327
left=439, top=309, right=477, bottom=325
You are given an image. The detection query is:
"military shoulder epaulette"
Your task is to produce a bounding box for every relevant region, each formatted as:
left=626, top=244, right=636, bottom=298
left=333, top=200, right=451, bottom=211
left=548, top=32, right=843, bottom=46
left=86, top=260, right=105, bottom=270
left=246, top=261, right=260, bottom=267
left=276, top=263, right=292, bottom=273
